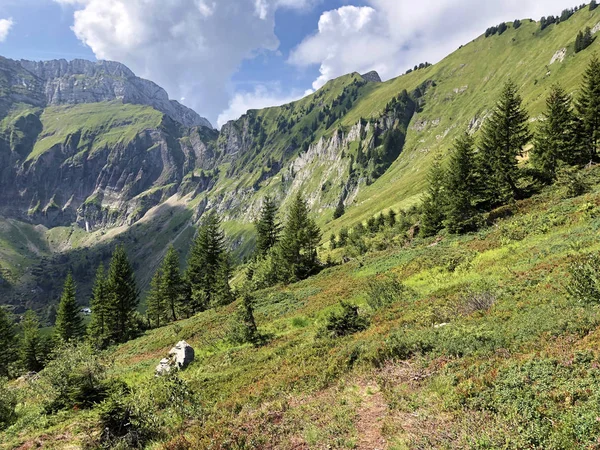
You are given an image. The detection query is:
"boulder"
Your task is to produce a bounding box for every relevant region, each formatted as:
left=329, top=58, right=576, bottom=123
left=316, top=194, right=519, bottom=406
left=155, top=340, right=195, bottom=376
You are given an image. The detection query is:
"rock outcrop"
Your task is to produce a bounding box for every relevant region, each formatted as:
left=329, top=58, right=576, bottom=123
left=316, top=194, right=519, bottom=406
left=155, top=340, right=195, bottom=376
left=360, top=71, right=382, bottom=83
left=17, top=59, right=212, bottom=129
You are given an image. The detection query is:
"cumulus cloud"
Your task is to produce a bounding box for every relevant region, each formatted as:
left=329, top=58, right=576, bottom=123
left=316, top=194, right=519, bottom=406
left=55, top=0, right=314, bottom=126
left=290, top=0, right=582, bottom=90
left=0, top=18, right=14, bottom=43
left=217, top=84, right=305, bottom=128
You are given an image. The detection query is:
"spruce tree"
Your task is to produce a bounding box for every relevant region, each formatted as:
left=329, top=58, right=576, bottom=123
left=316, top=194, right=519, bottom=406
left=333, top=199, right=345, bottom=219
left=255, top=196, right=281, bottom=258
left=55, top=273, right=84, bottom=342
left=145, top=269, right=164, bottom=328
left=21, top=310, right=42, bottom=372
left=87, top=264, right=110, bottom=347
left=532, top=84, right=579, bottom=180
left=576, top=53, right=600, bottom=163
left=592, top=0, right=598, bottom=11
left=106, top=246, right=139, bottom=343
left=386, top=209, right=397, bottom=227
left=160, top=246, right=184, bottom=321
left=279, top=193, right=322, bottom=281
left=479, top=80, right=532, bottom=204
left=186, top=213, right=232, bottom=311
left=444, top=133, right=479, bottom=233
left=420, top=156, right=446, bottom=237
left=0, top=306, right=17, bottom=378
left=231, top=292, right=261, bottom=346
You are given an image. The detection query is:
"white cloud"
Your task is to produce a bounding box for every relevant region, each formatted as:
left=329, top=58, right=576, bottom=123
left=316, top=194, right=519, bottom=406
left=217, top=84, right=304, bottom=128
left=290, top=0, right=584, bottom=90
left=0, top=18, right=14, bottom=43
left=54, top=0, right=315, bottom=126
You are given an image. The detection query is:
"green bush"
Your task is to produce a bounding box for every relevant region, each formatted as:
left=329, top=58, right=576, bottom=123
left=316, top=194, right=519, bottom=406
left=567, top=253, right=600, bottom=304
left=324, top=302, right=369, bottom=338
left=557, top=166, right=589, bottom=198
left=99, top=373, right=199, bottom=449
left=0, top=378, right=17, bottom=430
left=34, top=342, right=109, bottom=413
left=366, top=274, right=412, bottom=311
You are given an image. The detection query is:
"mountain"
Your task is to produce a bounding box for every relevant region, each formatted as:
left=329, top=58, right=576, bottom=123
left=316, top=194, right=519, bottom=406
left=2, top=6, right=600, bottom=313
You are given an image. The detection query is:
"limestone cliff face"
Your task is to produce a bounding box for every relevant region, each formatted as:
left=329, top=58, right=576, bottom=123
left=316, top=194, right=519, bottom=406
left=17, top=59, right=212, bottom=129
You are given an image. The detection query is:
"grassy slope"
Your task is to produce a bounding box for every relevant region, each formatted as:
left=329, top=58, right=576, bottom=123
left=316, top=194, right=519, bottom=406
left=27, top=101, right=163, bottom=161
left=323, top=9, right=600, bottom=234
left=6, top=164, right=600, bottom=448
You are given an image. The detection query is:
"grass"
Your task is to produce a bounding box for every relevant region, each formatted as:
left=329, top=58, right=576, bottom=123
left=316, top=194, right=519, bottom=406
left=6, top=164, right=600, bottom=448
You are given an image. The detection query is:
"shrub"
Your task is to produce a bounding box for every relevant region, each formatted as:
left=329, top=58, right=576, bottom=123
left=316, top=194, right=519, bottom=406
left=366, top=274, right=412, bottom=311
left=459, top=287, right=497, bottom=315
left=324, top=302, right=369, bottom=338
left=34, top=342, right=109, bottom=413
left=567, top=253, right=600, bottom=304
left=557, top=166, right=589, bottom=198
left=0, top=378, right=17, bottom=430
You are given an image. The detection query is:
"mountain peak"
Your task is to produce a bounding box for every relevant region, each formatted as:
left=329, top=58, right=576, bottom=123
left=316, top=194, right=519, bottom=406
left=15, top=58, right=213, bottom=129
left=360, top=70, right=382, bottom=83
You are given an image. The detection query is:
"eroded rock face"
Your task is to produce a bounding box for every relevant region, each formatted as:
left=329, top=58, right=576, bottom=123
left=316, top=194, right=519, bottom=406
left=155, top=340, right=195, bottom=376
left=361, top=71, right=382, bottom=83
left=17, top=59, right=212, bottom=129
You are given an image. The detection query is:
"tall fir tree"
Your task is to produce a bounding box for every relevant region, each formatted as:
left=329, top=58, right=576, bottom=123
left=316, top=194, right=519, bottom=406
left=479, top=80, right=532, bottom=204
left=186, top=213, right=232, bottom=311
left=0, top=306, right=17, bottom=378
left=87, top=264, right=110, bottom=347
left=161, top=246, right=184, bottom=321
left=532, top=84, right=580, bottom=181
left=576, top=53, right=600, bottom=163
left=255, top=196, right=281, bottom=258
left=443, top=133, right=480, bottom=233
left=146, top=269, right=165, bottom=328
left=106, top=246, right=139, bottom=343
left=55, top=273, right=84, bottom=342
left=232, top=292, right=261, bottom=345
left=21, top=310, right=43, bottom=372
left=279, top=193, right=322, bottom=281
left=420, top=155, right=446, bottom=237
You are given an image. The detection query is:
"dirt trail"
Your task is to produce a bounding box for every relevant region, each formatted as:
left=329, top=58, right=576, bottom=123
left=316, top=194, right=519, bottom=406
left=355, top=381, right=388, bottom=450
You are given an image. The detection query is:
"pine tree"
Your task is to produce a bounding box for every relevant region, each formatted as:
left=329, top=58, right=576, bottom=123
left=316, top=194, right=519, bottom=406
left=186, top=213, right=232, bottom=311
left=576, top=31, right=584, bottom=53
left=105, top=246, right=139, bottom=343
left=444, top=133, right=480, bottom=233
left=333, top=199, right=345, bottom=219
left=479, top=80, right=532, bottom=204
left=279, top=193, right=322, bottom=281
left=591, top=0, right=598, bottom=11
left=21, top=310, right=43, bottom=372
left=386, top=209, right=397, bottom=227
left=146, top=269, right=164, bottom=328
left=161, top=246, right=184, bottom=322
left=532, top=84, right=580, bottom=180
left=55, top=273, right=84, bottom=342
left=420, top=156, right=446, bottom=237
left=87, top=264, right=110, bottom=347
left=576, top=53, right=600, bottom=163
left=0, top=306, right=17, bottom=378
left=231, top=292, right=261, bottom=346
left=255, top=196, right=281, bottom=258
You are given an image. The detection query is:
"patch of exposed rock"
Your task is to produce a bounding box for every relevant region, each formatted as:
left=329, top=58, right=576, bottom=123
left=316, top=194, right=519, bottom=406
left=155, top=340, right=195, bottom=376
left=360, top=71, right=382, bottom=83
left=550, top=48, right=567, bottom=65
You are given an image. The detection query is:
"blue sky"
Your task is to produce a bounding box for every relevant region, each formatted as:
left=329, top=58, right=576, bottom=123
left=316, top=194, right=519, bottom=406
left=0, top=0, right=581, bottom=127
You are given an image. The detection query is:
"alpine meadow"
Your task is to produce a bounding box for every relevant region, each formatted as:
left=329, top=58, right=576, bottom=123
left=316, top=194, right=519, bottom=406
left=6, top=2, right=600, bottom=449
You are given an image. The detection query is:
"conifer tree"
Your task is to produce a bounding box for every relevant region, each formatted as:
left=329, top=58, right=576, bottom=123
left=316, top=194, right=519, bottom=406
left=333, top=199, right=345, bottom=219
left=21, top=310, right=43, bottom=372
left=532, top=84, right=579, bottom=180
left=55, top=273, right=84, bottom=342
left=186, top=213, right=232, bottom=311
left=479, top=80, right=532, bottom=204
left=231, top=292, right=261, bottom=346
left=576, top=53, right=600, bottom=163
left=279, top=193, right=322, bottom=281
left=386, top=209, right=397, bottom=227
left=592, top=0, right=598, bottom=11
left=106, top=246, right=139, bottom=343
left=420, top=156, right=446, bottom=237
left=87, top=264, right=110, bottom=347
left=0, top=306, right=17, bottom=378
left=444, top=133, right=480, bottom=233
left=160, top=246, right=184, bottom=322
left=255, top=196, right=281, bottom=258
left=145, top=269, right=164, bottom=328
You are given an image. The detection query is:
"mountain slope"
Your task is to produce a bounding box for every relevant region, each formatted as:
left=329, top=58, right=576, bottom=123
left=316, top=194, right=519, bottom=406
left=2, top=6, right=600, bottom=314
